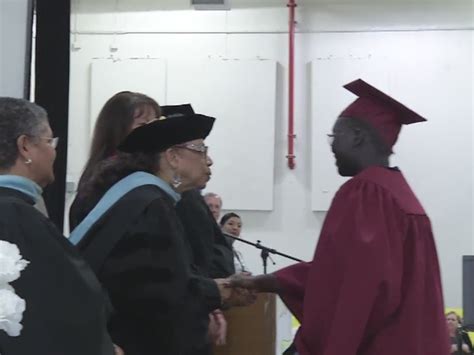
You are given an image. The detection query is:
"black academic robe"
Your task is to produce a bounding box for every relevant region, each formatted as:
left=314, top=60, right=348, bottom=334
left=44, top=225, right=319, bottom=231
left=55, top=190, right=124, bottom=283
left=0, top=187, right=114, bottom=355
left=69, top=192, right=84, bottom=232
left=175, top=190, right=235, bottom=354
left=176, top=189, right=235, bottom=278
left=76, top=185, right=221, bottom=355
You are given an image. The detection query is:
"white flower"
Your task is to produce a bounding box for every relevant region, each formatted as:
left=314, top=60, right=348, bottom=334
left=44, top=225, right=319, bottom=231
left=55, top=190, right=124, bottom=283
left=0, top=241, right=29, bottom=285
left=0, top=240, right=29, bottom=337
left=0, top=288, right=26, bottom=336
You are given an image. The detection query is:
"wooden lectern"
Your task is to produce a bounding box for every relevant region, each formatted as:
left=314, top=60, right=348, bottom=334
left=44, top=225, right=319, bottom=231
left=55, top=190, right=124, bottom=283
left=213, top=293, right=276, bottom=355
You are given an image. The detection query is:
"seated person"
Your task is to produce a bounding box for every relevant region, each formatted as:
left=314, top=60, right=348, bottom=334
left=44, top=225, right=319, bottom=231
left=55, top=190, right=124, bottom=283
left=446, top=311, right=473, bottom=354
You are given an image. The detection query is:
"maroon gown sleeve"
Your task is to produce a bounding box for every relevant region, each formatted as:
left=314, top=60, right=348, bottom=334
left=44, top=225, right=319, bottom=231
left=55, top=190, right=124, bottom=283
left=274, top=261, right=312, bottom=322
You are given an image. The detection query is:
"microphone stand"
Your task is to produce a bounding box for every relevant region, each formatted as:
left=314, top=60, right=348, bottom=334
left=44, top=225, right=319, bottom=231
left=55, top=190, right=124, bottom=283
left=223, top=233, right=303, bottom=274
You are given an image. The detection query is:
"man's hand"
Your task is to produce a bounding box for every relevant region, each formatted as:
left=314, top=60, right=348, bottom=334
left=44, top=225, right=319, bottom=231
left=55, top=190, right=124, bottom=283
left=228, top=273, right=281, bottom=294
left=228, top=273, right=258, bottom=290
left=215, top=278, right=232, bottom=304
left=215, top=278, right=256, bottom=308
left=208, top=309, right=227, bottom=346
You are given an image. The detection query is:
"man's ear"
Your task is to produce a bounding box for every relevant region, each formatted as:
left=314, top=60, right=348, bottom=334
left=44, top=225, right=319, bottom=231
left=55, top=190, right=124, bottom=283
left=352, top=127, right=366, bottom=148
left=16, top=134, right=33, bottom=161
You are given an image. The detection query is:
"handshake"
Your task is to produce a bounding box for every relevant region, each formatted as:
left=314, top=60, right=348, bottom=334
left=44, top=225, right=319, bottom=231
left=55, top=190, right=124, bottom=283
left=215, top=273, right=259, bottom=308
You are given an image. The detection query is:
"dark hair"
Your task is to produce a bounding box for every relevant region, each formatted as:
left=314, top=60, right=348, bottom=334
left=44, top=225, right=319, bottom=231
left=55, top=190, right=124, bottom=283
left=341, top=116, right=391, bottom=156
left=0, top=98, right=48, bottom=170
left=220, top=212, right=241, bottom=227
left=78, top=91, right=161, bottom=189
left=79, top=151, right=161, bottom=216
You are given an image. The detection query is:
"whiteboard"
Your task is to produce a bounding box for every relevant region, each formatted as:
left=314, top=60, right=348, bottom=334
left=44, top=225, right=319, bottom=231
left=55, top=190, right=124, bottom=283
left=90, top=59, right=277, bottom=211
left=89, top=59, right=167, bottom=134
left=167, top=59, right=277, bottom=211
left=311, top=53, right=472, bottom=211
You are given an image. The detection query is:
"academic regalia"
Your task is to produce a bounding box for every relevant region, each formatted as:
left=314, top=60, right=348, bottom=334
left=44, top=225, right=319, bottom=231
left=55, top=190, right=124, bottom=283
left=76, top=184, right=221, bottom=355
left=163, top=105, right=234, bottom=354
left=176, top=189, right=234, bottom=278
left=276, top=167, right=449, bottom=355
left=0, top=186, right=114, bottom=355
left=72, top=112, right=221, bottom=355
left=69, top=193, right=86, bottom=231
left=274, top=80, right=450, bottom=355
left=175, top=189, right=235, bottom=355
left=164, top=105, right=234, bottom=279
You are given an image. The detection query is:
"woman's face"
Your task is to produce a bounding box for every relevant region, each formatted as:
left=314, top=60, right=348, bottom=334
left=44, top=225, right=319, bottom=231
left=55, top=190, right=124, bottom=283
left=222, top=217, right=242, bottom=237
left=172, top=138, right=213, bottom=190
left=130, top=105, right=158, bottom=131
left=446, top=313, right=460, bottom=332
left=26, top=123, right=57, bottom=187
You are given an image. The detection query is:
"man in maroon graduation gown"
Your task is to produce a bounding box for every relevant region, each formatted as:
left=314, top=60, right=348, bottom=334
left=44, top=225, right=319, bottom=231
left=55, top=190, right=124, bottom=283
left=230, top=79, right=450, bottom=355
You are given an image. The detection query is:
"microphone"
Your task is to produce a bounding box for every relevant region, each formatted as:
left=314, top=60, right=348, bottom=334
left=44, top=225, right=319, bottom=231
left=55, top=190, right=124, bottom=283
left=222, top=232, right=303, bottom=274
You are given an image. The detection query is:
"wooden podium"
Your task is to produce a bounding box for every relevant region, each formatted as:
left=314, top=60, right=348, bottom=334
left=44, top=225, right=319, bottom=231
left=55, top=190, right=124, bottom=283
left=213, top=293, right=276, bottom=355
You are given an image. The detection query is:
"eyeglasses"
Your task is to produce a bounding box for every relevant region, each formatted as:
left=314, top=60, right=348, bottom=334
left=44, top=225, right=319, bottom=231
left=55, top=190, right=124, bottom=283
left=327, top=133, right=336, bottom=145
left=327, top=132, right=347, bottom=145
left=174, top=143, right=209, bottom=157
left=37, top=136, right=59, bottom=149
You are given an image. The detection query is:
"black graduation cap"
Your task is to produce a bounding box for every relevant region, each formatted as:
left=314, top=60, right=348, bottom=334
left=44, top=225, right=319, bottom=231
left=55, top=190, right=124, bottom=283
left=118, top=113, right=215, bottom=153
left=161, top=104, right=195, bottom=118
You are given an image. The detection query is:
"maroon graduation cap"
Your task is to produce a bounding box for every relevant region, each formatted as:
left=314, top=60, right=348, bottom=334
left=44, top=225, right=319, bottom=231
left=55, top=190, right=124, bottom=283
left=340, top=79, right=427, bottom=150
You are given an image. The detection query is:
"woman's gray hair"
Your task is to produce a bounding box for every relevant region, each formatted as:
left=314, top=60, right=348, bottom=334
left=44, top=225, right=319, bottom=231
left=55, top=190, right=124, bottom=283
left=0, top=97, right=49, bottom=170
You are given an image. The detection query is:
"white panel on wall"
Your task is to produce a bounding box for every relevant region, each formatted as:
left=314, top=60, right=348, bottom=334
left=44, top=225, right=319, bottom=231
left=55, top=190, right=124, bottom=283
left=89, top=59, right=167, bottom=135
left=311, top=52, right=472, bottom=212
left=166, top=59, right=277, bottom=211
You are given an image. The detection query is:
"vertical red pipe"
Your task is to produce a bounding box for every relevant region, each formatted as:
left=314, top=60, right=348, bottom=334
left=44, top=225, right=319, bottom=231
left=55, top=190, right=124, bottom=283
left=287, top=0, right=297, bottom=169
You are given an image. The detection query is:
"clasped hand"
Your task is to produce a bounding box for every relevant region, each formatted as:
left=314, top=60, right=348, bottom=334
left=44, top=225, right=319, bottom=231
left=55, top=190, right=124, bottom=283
left=216, top=273, right=257, bottom=308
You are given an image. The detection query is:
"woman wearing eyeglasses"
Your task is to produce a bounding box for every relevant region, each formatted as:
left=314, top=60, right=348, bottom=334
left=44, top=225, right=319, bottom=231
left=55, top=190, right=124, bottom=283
left=0, top=98, right=117, bottom=355
left=69, top=112, right=254, bottom=355
left=71, top=99, right=236, bottom=355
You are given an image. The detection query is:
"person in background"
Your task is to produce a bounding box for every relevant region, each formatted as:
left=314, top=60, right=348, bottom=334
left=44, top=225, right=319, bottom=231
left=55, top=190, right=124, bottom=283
left=446, top=311, right=473, bottom=354
left=230, top=79, right=450, bottom=355
left=220, top=212, right=248, bottom=273
left=204, top=192, right=222, bottom=221
left=69, top=91, right=160, bottom=230
left=0, top=97, right=120, bottom=355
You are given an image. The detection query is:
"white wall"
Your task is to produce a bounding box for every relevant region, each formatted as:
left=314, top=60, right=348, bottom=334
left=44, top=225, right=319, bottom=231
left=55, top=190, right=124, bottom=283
left=0, top=0, right=32, bottom=98
left=68, top=0, right=473, bottom=346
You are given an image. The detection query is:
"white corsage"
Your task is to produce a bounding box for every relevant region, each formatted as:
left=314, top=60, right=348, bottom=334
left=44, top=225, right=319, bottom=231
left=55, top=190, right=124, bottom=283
left=0, top=241, right=29, bottom=285
left=0, top=240, right=29, bottom=336
left=0, top=288, right=26, bottom=336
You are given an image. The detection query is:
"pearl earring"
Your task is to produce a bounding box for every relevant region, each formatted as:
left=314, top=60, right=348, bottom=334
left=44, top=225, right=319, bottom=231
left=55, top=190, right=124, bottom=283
left=25, top=159, right=32, bottom=165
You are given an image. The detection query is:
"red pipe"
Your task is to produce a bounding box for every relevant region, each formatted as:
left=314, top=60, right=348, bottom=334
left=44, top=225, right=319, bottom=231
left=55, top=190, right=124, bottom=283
left=287, top=0, right=297, bottom=169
